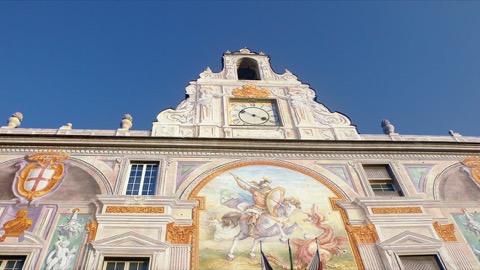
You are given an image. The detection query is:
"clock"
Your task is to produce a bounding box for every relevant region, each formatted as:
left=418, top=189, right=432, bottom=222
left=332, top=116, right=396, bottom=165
left=229, top=99, right=281, bottom=126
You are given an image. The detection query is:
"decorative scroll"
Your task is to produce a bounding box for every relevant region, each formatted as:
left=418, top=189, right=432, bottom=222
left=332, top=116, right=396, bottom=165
left=0, top=209, right=32, bottom=242
left=15, top=151, right=69, bottom=201
left=433, top=222, right=457, bottom=242
left=105, top=206, right=165, bottom=214
left=86, top=221, right=99, bottom=243
left=346, top=223, right=379, bottom=244
left=232, top=84, right=270, bottom=98
left=461, top=156, right=480, bottom=186
left=371, top=207, right=422, bottom=214
left=166, top=222, right=195, bottom=245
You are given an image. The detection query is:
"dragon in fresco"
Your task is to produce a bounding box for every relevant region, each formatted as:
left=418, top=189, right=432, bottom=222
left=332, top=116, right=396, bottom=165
left=266, top=204, right=348, bottom=269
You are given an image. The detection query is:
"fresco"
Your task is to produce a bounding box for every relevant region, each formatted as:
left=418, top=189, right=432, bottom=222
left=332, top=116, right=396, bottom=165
left=452, top=209, right=480, bottom=262
left=197, top=165, right=356, bottom=269
left=41, top=209, right=88, bottom=270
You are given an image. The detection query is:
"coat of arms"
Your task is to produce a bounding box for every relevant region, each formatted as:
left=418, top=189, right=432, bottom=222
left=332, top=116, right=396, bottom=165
left=15, top=151, right=69, bottom=201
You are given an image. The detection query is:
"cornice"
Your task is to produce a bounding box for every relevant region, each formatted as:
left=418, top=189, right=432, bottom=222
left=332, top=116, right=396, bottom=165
left=0, top=135, right=479, bottom=158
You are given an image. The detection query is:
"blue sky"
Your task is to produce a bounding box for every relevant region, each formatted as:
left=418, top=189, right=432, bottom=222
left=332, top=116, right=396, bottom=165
left=1, top=2, right=479, bottom=136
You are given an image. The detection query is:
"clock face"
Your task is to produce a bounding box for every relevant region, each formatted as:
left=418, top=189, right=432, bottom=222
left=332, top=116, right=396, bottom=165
left=229, top=99, right=281, bottom=126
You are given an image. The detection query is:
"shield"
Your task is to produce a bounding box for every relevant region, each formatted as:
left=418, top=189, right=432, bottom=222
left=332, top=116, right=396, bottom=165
left=266, top=187, right=286, bottom=217
left=24, top=166, right=55, bottom=192
left=15, top=151, right=68, bottom=201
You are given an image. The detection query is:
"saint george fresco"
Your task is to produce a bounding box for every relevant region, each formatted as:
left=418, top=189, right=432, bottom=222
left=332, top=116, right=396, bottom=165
left=197, top=165, right=356, bottom=269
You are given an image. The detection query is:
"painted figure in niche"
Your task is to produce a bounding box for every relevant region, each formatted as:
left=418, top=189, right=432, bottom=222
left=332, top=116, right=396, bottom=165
left=45, top=236, right=78, bottom=270
left=0, top=209, right=32, bottom=242
left=461, top=208, right=480, bottom=235
left=453, top=209, right=480, bottom=263
left=266, top=204, right=348, bottom=269
left=58, top=208, right=83, bottom=238
left=223, top=173, right=307, bottom=260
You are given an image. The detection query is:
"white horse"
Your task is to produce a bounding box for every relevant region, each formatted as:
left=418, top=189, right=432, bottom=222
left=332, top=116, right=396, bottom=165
left=223, top=197, right=307, bottom=260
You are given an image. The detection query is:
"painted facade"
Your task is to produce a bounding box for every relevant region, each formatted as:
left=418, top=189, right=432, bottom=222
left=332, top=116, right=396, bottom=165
left=0, top=49, right=479, bottom=270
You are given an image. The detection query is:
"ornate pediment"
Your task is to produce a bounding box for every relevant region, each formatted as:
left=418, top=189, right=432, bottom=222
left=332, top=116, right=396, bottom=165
left=92, top=231, right=170, bottom=251
left=152, top=49, right=360, bottom=140
left=379, top=230, right=443, bottom=250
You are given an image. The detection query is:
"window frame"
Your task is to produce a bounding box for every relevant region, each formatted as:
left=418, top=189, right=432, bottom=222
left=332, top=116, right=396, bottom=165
left=397, top=253, right=446, bottom=270
left=0, top=255, right=27, bottom=270
left=102, top=257, right=149, bottom=270
left=360, top=162, right=408, bottom=197
left=124, top=162, right=160, bottom=196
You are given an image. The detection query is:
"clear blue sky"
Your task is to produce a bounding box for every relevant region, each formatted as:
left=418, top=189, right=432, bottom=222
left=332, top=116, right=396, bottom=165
left=1, top=2, right=479, bottom=136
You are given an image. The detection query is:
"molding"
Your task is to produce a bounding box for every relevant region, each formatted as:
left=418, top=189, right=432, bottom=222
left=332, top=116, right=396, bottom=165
left=432, top=222, right=457, bottom=242
left=371, top=207, right=422, bottom=215
left=165, top=222, right=195, bottom=245
left=346, top=223, right=379, bottom=244
left=105, top=206, right=165, bottom=214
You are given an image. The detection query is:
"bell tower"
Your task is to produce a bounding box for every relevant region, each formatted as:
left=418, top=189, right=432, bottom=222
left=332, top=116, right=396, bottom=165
left=152, top=48, right=360, bottom=140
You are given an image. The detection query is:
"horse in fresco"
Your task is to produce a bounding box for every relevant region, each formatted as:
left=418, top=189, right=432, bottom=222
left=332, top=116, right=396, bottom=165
left=222, top=197, right=307, bottom=260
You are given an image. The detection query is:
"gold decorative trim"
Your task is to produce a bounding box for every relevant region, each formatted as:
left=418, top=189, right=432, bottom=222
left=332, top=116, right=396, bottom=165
left=371, top=207, right=422, bottom=214
left=347, top=223, right=379, bottom=244
left=188, top=160, right=365, bottom=270
left=433, top=221, right=457, bottom=242
left=86, top=221, right=99, bottom=243
left=166, top=222, right=195, bottom=245
left=16, top=151, right=69, bottom=201
left=105, top=206, right=164, bottom=214
left=232, top=84, right=270, bottom=98
left=461, top=156, right=480, bottom=186
left=0, top=209, right=32, bottom=242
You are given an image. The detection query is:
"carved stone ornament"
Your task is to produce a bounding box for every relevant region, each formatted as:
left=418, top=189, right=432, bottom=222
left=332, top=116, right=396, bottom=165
left=166, top=222, right=195, bottom=245
left=105, top=206, right=165, bottom=214
left=461, top=156, right=480, bottom=186
left=0, top=209, right=32, bottom=242
left=346, top=223, right=379, bottom=244
left=371, top=207, right=422, bottom=214
left=433, top=221, right=457, bottom=242
left=232, top=84, right=270, bottom=98
left=15, top=151, right=69, bottom=201
left=86, top=220, right=98, bottom=243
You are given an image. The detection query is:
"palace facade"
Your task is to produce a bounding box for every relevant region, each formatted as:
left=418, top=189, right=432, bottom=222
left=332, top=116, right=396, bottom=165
left=0, top=49, right=479, bottom=270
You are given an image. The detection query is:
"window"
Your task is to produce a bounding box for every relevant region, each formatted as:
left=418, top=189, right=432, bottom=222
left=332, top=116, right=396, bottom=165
left=236, top=58, right=260, bottom=80
left=0, top=256, right=26, bottom=270
left=126, top=163, right=159, bottom=195
left=103, top=257, right=149, bottom=270
left=363, top=164, right=404, bottom=197
left=399, top=255, right=445, bottom=270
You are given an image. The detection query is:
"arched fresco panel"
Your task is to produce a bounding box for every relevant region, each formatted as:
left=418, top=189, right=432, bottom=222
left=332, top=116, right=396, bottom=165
left=193, top=164, right=356, bottom=270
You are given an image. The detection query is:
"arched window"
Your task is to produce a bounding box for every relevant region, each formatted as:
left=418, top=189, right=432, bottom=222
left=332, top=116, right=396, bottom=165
left=236, top=58, right=260, bottom=80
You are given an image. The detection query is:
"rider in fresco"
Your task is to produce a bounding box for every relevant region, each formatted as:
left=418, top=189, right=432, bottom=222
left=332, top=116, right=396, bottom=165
left=231, top=174, right=273, bottom=237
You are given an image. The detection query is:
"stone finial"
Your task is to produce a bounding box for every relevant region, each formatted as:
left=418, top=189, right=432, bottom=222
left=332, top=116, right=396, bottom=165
left=5, top=112, right=23, bottom=128
left=120, top=114, right=133, bottom=130
left=59, top=123, right=73, bottom=130
left=381, top=119, right=395, bottom=135
left=239, top=48, right=251, bottom=54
